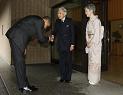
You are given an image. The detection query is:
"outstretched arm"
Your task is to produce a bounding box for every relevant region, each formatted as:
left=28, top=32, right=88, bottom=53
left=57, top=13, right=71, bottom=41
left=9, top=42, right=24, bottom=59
left=36, top=20, right=49, bottom=43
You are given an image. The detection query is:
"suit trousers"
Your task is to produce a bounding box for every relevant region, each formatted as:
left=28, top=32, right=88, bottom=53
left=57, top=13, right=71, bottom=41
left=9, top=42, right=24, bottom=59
left=9, top=39, right=29, bottom=89
left=59, top=50, right=72, bottom=81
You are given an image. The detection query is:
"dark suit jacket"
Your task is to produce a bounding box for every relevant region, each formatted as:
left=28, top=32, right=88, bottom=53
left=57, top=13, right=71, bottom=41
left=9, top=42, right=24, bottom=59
left=53, top=17, right=75, bottom=51
left=6, top=15, right=48, bottom=52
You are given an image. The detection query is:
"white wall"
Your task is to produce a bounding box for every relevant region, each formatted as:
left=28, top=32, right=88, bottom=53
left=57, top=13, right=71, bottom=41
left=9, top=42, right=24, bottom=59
left=0, top=2, right=11, bottom=64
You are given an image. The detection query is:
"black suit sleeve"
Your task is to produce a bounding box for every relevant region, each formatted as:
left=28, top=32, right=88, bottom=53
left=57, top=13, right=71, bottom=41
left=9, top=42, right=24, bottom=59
left=36, top=20, right=48, bottom=43
left=70, top=20, right=75, bottom=45
left=52, top=20, right=58, bottom=36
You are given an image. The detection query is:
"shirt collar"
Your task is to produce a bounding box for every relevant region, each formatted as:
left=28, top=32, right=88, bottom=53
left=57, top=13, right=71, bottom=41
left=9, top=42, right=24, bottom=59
left=61, top=17, right=66, bottom=22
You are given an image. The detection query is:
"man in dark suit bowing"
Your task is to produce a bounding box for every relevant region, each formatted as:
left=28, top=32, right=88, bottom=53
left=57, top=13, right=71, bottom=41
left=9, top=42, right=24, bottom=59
left=51, top=7, right=75, bottom=83
left=6, top=15, right=51, bottom=93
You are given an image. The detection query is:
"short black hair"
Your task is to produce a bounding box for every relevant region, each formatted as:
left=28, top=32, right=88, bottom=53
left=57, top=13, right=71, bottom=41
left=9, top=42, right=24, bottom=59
left=43, top=16, right=51, bottom=23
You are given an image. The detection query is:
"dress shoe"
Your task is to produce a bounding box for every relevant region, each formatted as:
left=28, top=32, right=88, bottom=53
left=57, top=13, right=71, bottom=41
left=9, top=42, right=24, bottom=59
left=19, top=87, right=32, bottom=94
left=28, top=85, right=38, bottom=91
left=65, top=80, right=71, bottom=83
left=19, top=85, right=38, bottom=93
left=59, top=79, right=64, bottom=82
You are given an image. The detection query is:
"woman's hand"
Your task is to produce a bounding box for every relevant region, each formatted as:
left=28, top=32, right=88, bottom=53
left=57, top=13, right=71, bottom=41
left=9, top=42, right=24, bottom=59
left=87, top=42, right=92, bottom=48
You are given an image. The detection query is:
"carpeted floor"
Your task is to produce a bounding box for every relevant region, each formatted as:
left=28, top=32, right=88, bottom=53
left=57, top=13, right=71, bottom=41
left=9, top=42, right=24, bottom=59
left=0, top=75, right=9, bottom=95
left=1, top=58, right=123, bottom=95
left=102, top=56, right=123, bottom=85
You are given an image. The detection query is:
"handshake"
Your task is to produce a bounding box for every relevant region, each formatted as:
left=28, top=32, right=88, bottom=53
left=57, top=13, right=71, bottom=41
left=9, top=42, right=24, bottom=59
left=49, top=35, right=54, bottom=42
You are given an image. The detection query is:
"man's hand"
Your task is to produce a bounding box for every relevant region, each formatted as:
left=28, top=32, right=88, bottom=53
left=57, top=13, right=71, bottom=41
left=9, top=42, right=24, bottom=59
left=49, top=35, right=54, bottom=42
left=70, top=45, right=74, bottom=51
left=24, top=49, right=26, bottom=55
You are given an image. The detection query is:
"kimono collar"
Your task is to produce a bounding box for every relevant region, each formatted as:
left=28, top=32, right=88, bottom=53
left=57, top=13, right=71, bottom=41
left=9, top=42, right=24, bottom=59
left=90, top=15, right=98, bottom=21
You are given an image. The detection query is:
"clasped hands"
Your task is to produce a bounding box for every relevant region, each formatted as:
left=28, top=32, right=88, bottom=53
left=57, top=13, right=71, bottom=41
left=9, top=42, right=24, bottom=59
left=87, top=42, right=93, bottom=48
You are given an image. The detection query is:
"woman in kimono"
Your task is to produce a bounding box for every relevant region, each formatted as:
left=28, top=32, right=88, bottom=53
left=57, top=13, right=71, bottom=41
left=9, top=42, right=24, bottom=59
left=84, top=4, right=104, bottom=85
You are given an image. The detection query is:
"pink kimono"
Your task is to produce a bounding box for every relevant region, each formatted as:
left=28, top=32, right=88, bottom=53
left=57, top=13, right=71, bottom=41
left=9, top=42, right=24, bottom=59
left=85, top=16, right=104, bottom=85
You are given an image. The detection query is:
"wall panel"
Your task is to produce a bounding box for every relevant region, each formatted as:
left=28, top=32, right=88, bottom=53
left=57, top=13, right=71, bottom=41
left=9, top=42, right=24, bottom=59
left=11, top=0, right=51, bottom=64
left=108, top=0, right=123, bottom=20
left=11, top=0, right=50, bottom=23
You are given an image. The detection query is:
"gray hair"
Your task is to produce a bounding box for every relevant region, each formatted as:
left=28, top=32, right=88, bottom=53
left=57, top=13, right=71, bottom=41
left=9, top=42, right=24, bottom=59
left=84, top=4, right=96, bottom=14
left=58, top=7, right=67, bottom=16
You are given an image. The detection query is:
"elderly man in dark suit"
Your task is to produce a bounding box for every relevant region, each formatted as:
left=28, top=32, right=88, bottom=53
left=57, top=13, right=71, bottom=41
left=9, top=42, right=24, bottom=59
left=6, top=15, right=51, bottom=93
left=51, top=7, right=75, bottom=83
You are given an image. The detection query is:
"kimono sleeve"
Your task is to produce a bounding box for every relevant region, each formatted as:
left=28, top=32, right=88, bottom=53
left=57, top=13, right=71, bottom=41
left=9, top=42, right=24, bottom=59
left=91, top=19, right=101, bottom=45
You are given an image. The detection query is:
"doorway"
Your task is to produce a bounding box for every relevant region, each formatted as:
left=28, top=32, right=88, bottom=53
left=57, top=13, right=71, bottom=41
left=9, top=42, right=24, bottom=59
left=51, top=0, right=108, bottom=72
left=51, top=1, right=84, bottom=71
left=102, top=19, right=123, bottom=85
